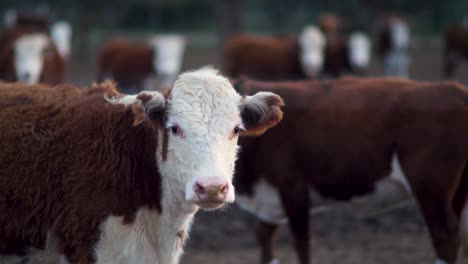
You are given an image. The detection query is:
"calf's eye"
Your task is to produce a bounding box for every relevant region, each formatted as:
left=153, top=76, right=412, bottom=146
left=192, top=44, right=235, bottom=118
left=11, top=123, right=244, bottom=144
left=233, top=127, right=241, bottom=135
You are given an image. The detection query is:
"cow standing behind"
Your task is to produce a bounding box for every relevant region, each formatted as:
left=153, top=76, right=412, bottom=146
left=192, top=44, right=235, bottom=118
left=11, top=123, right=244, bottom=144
left=98, top=35, right=186, bottom=93
left=0, top=69, right=284, bottom=263
left=375, top=14, right=411, bottom=77
left=222, top=26, right=326, bottom=80
left=234, top=77, right=468, bottom=264
left=0, top=28, right=65, bottom=85
left=322, top=31, right=371, bottom=77
left=223, top=26, right=370, bottom=80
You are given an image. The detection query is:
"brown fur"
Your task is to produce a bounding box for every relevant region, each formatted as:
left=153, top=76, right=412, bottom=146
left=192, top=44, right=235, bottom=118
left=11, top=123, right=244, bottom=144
left=97, top=38, right=155, bottom=93
left=0, top=82, right=163, bottom=262
left=0, top=26, right=65, bottom=85
left=222, top=34, right=306, bottom=80
left=317, top=13, right=341, bottom=35
left=235, top=77, right=468, bottom=264
left=322, top=33, right=354, bottom=77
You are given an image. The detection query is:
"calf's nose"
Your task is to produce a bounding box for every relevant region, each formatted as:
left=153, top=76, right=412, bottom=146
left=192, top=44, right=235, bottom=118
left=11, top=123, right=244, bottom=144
left=193, top=178, right=229, bottom=204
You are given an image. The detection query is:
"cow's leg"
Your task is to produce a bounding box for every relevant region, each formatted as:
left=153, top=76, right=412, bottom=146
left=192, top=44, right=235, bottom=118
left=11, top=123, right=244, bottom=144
left=256, top=220, right=279, bottom=264
left=402, top=157, right=465, bottom=264
left=279, top=185, right=310, bottom=264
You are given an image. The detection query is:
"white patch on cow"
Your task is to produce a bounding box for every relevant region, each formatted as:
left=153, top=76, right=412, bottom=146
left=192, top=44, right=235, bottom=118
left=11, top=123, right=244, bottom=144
left=348, top=32, right=371, bottom=70
left=149, top=35, right=186, bottom=87
left=105, top=91, right=165, bottom=109
left=298, top=26, right=325, bottom=77
left=51, top=21, right=72, bottom=59
left=237, top=179, right=287, bottom=225
left=14, top=33, right=50, bottom=84
left=384, top=18, right=410, bottom=77
left=237, top=153, right=413, bottom=224
left=94, top=208, right=195, bottom=264
left=390, top=19, right=410, bottom=50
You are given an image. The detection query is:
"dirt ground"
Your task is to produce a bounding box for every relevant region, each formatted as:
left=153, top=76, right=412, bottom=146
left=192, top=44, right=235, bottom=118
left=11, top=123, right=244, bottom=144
left=66, top=44, right=468, bottom=264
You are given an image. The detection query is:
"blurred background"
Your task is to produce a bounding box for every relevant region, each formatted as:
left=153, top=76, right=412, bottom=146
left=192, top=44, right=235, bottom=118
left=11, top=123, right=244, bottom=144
left=2, top=0, right=468, bottom=86
left=2, top=1, right=468, bottom=263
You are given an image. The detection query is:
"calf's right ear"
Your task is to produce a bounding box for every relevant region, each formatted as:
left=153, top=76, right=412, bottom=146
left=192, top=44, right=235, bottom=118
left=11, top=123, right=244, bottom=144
left=240, top=92, right=284, bottom=136
left=136, top=91, right=166, bottom=125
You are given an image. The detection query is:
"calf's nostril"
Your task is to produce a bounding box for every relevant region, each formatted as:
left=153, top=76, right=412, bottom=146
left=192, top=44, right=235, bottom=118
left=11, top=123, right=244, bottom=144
left=220, top=184, right=229, bottom=195
left=194, top=182, right=206, bottom=195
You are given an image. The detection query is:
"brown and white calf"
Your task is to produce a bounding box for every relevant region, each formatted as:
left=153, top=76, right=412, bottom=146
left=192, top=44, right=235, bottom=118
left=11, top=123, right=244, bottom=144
left=223, top=27, right=370, bottom=80
left=0, top=69, right=284, bottom=264
left=97, top=35, right=186, bottom=93
left=233, top=77, right=468, bottom=264
left=222, top=26, right=326, bottom=80
left=0, top=27, right=65, bottom=85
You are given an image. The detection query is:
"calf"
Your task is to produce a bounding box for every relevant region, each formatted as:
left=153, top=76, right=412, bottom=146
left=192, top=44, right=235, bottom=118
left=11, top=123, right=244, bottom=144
left=0, top=69, right=284, bottom=264
left=222, top=26, right=325, bottom=80
left=443, top=23, right=468, bottom=78
left=234, top=77, right=468, bottom=264
left=0, top=28, right=65, bottom=85
left=375, top=14, right=411, bottom=77
left=97, top=35, right=186, bottom=93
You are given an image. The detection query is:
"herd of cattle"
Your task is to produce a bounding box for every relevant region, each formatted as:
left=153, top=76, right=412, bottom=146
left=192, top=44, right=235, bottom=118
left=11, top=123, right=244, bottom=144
left=0, top=9, right=468, bottom=264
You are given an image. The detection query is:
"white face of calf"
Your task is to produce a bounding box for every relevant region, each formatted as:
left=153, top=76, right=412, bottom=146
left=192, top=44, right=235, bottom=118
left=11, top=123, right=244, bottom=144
left=348, top=32, right=371, bottom=70
left=50, top=21, right=72, bottom=59
left=150, top=35, right=186, bottom=86
left=150, top=69, right=283, bottom=211
left=390, top=19, right=410, bottom=50
left=299, top=26, right=326, bottom=77
left=14, top=33, right=50, bottom=84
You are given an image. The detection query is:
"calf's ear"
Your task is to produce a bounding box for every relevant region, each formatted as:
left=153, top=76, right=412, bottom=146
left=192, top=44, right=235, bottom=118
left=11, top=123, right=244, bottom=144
left=240, top=92, right=284, bottom=136
left=136, top=91, right=166, bottom=125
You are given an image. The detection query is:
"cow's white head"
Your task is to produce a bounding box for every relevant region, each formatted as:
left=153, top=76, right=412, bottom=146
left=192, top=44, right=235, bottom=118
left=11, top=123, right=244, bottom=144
left=348, top=32, right=371, bottom=71
left=14, top=33, right=51, bottom=84
left=124, top=69, right=283, bottom=211
left=149, top=34, right=186, bottom=87
left=299, top=25, right=326, bottom=77
left=51, top=21, right=72, bottom=59
left=390, top=18, right=409, bottom=50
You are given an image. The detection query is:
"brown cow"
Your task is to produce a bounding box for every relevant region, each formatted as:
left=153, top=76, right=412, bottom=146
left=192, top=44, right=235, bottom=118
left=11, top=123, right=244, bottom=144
left=0, top=26, right=64, bottom=85
left=97, top=35, right=186, bottom=93
left=223, top=28, right=370, bottom=80
left=233, top=77, right=468, bottom=264
left=444, top=24, right=468, bottom=79
left=222, top=26, right=325, bottom=80
left=0, top=68, right=284, bottom=263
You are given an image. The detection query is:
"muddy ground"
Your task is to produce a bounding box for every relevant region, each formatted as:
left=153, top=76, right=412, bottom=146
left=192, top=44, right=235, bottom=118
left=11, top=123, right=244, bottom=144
left=66, top=43, right=468, bottom=264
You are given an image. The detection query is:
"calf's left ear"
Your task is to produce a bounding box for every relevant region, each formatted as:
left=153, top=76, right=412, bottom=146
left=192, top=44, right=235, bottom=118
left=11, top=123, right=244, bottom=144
left=240, top=92, right=284, bottom=136
left=136, top=91, right=166, bottom=125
